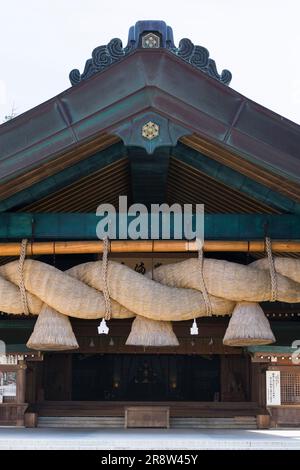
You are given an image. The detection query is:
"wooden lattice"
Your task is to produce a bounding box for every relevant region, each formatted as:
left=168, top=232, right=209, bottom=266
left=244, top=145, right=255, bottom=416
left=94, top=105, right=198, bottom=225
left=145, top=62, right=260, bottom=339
left=281, top=372, right=300, bottom=404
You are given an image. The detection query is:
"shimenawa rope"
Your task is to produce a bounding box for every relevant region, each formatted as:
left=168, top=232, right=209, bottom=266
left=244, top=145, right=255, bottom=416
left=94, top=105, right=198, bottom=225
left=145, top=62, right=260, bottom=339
left=266, top=236, right=278, bottom=302
left=198, top=241, right=212, bottom=316
left=18, top=239, right=30, bottom=315
left=102, top=236, right=112, bottom=321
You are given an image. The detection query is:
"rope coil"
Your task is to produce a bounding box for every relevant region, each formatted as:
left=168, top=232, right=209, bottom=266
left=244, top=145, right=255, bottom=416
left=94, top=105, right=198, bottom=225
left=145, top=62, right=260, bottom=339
left=2, top=239, right=300, bottom=324
left=102, top=237, right=112, bottom=321
left=198, top=241, right=212, bottom=316
left=18, top=239, right=29, bottom=315
left=266, top=236, right=278, bottom=302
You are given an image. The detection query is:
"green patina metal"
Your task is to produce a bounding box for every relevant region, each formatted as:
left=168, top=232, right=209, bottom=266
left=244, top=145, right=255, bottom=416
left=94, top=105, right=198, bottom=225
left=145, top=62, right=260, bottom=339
left=114, top=112, right=190, bottom=154
left=4, top=345, right=32, bottom=353
left=128, top=146, right=171, bottom=205
left=172, top=143, right=300, bottom=214
left=0, top=320, right=35, bottom=352
left=0, top=213, right=300, bottom=240
left=247, top=346, right=300, bottom=354
left=1, top=51, right=300, bottom=184
left=69, top=21, right=232, bottom=87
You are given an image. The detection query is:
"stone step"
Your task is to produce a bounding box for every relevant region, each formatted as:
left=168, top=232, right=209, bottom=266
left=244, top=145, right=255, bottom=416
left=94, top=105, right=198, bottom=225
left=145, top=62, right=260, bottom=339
left=38, top=417, right=125, bottom=428
left=173, top=426, right=257, bottom=429
left=38, top=422, right=124, bottom=425
left=171, top=417, right=256, bottom=429
left=39, top=424, right=123, bottom=428
left=38, top=416, right=257, bottom=429
left=38, top=418, right=124, bottom=422
left=171, top=418, right=256, bottom=423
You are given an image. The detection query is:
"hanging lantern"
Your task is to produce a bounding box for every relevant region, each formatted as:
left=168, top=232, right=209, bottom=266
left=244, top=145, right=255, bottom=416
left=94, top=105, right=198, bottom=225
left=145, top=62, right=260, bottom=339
left=27, top=305, right=79, bottom=351
left=223, top=302, right=275, bottom=347
left=126, top=316, right=179, bottom=347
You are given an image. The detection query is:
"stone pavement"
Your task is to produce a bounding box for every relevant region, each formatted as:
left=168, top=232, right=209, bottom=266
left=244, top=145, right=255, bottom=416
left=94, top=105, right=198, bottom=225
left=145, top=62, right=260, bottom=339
left=0, top=428, right=300, bottom=450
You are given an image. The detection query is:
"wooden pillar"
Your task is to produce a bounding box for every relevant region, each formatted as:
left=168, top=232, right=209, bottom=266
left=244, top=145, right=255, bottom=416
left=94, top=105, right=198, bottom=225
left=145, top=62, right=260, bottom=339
left=16, top=364, right=27, bottom=404
left=251, top=363, right=263, bottom=406
left=250, top=362, right=271, bottom=429
left=16, top=364, right=27, bottom=426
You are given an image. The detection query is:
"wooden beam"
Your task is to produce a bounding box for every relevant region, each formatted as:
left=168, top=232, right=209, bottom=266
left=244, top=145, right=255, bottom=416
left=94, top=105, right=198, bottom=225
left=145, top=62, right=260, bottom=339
left=0, top=142, right=126, bottom=212
left=172, top=143, right=300, bottom=214
left=182, top=135, right=300, bottom=204
left=0, top=213, right=300, bottom=241
left=129, top=147, right=170, bottom=205
left=1, top=239, right=300, bottom=256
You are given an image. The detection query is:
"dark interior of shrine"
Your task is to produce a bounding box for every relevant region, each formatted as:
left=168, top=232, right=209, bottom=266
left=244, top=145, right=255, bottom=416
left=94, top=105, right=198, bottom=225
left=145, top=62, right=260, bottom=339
left=46, top=354, right=221, bottom=402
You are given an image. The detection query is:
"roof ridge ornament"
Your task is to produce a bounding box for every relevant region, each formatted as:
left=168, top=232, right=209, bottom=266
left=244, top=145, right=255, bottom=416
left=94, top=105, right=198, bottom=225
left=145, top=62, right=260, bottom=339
left=168, top=38, right=232, bottom=85
left=69, top=21, right=232, bottom=86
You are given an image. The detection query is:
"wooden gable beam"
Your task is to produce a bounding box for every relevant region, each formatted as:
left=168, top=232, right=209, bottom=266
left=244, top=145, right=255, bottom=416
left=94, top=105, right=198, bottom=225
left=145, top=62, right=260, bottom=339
left=0, top=142, right=126, bottom=212
left=172, top=143, right=300, bottom=214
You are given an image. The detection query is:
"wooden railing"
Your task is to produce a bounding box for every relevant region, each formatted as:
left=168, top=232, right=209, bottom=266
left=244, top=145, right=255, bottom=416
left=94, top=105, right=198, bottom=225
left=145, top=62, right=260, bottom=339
left=0, top=404, right=28, bottom=426
left=0, top=364, right=27, bottom=426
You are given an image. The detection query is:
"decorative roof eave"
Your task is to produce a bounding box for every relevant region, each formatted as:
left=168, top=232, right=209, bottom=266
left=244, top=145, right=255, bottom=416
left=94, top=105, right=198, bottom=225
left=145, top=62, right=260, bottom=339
left=247, top=346, right=300, bottom=365
left=0, top=49, right=300, bottom=196
left=69, top=21, right=232, bottom=87
left=248, top=346, right=300, bottom=353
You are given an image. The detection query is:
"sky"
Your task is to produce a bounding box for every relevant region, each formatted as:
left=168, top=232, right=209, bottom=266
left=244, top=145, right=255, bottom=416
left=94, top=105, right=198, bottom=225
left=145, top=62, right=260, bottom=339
left=0, top=0, right=300, bottom=124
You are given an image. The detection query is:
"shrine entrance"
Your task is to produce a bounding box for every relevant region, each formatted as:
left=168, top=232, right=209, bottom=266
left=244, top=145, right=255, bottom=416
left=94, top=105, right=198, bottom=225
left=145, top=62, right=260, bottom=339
left=32, top=323, right=255, bottom=425
left=71, top=354, right=220, bottom=402
left=29, top=347, right=258, bottom=426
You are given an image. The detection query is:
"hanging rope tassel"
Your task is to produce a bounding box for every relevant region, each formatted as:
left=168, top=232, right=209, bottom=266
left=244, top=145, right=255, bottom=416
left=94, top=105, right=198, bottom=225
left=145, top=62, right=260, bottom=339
left=266, top=236, right=278, bottom=302
left=18, top=239, right=29, bottom=315
left=98, top=237, right=111, bottom=335
left=190, top=240, right=213, bottom=335
left=198, top=240, right=212, bottom=316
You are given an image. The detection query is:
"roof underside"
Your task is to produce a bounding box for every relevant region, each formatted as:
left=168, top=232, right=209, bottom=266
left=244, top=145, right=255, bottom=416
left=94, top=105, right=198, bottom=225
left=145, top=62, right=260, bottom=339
left=21, top=158, right=131, bottom=213
left=167, top=158, right=280, bottom=214
left=12, top=155, right=279, bottom=215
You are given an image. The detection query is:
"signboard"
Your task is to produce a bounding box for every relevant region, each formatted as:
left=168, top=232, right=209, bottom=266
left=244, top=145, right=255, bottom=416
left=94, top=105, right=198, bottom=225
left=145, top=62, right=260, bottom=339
left=266, top=370, right=281, bottom=406
left=0, top=371, right=17, bottom=397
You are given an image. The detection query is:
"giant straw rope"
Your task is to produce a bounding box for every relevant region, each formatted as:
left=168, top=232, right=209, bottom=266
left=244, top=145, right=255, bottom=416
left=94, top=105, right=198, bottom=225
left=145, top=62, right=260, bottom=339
left=0, top=246, right=300, bottom=322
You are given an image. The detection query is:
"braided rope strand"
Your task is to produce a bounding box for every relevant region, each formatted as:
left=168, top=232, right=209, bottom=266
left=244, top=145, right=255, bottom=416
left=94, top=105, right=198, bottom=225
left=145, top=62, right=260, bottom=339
left=18, top=239, right=30, bottom=315
left=266, top=236, right=278, bottom=302
left=102, top=237, right=112, bottom=321
left=198, top=242, right=212, bottom=316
